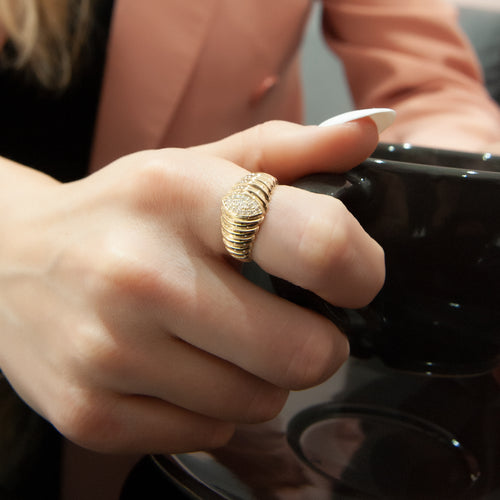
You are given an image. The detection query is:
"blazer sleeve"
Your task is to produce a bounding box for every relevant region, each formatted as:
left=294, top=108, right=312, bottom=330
left=321, top=0, right=500, bottom=151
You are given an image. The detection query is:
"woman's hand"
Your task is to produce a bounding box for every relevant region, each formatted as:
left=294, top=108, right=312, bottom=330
left=0, top=118, right=384, bottom=454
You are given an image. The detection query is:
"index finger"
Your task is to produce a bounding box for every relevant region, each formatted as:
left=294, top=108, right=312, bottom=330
left=192, top=116, right=381, bottom=184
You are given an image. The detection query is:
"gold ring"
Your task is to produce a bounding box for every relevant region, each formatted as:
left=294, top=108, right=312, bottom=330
left=221, top=172, right=278, bottom=262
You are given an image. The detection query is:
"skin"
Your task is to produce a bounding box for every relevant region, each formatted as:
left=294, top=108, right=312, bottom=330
left=0, top=118, right=384, bottom=455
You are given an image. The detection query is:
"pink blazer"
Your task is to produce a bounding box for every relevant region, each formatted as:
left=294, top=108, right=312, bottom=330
left=2, top=0, right=500, bottom=173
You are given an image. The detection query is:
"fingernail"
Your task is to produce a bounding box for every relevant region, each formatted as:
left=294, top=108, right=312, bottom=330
left=319, top=108, right=396, bottom=134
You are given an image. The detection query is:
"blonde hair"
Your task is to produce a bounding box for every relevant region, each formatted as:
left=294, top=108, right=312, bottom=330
left=0, top=0, right=93, bottom=89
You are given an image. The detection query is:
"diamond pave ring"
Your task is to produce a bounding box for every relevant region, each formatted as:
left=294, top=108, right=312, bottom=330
left=221, top=172, right=278, bottom=262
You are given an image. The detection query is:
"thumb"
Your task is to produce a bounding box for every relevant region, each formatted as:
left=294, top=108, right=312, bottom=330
left=192, top=108, right=395, bottom=184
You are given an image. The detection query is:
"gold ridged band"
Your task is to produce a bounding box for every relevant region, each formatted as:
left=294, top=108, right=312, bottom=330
left=221, top=172, right=278, bottom=262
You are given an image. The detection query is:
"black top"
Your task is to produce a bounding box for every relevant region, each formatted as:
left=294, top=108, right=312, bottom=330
left=0, top=1, right=115, bottom=182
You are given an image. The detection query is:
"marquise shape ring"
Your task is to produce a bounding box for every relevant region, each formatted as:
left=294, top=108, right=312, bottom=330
left=221, top=172, right=278, bottom=262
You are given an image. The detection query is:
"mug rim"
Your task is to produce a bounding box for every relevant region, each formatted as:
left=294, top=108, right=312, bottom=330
left=371, top=143, right=500, bottom=180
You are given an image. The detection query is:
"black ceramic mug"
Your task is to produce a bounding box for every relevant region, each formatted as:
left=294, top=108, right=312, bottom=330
left=273, top=144, right=500, bottom=376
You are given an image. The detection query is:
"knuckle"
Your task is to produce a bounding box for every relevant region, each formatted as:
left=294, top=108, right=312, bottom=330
left=241, top=386, right=289, bottom=423
left=101, top=256, right=164, bottom=301
left=88, top=238, right=178, bottom=306
left=244, top=120, right=286, bottom=170
left=127, top=152, right=172, bottom=198
left=202, top=422, right=235, bottom=450
left=103, top=257, right=192, bottom=315
left=283, top=331, right=339, bottom=390
left=68, top=322, right=130, bottom=383
left=88, top=245, right=194, bottom=324
left=123, top=149, right=193, bottom=214
left=51, top=390, right=120, bottom=452
left=112, top=152, right=162, bottom=205
left=244, top=123, right=268, bottom=170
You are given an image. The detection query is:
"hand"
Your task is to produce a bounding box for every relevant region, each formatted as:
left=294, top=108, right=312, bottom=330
left=0, top=118, right=384, bottom=454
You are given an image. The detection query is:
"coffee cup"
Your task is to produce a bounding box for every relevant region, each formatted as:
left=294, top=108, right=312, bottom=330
left=273, top=143, right=500, bottom=376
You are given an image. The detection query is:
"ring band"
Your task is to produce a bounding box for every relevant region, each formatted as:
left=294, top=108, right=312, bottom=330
left=221, top=172, right=278, bottom=262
